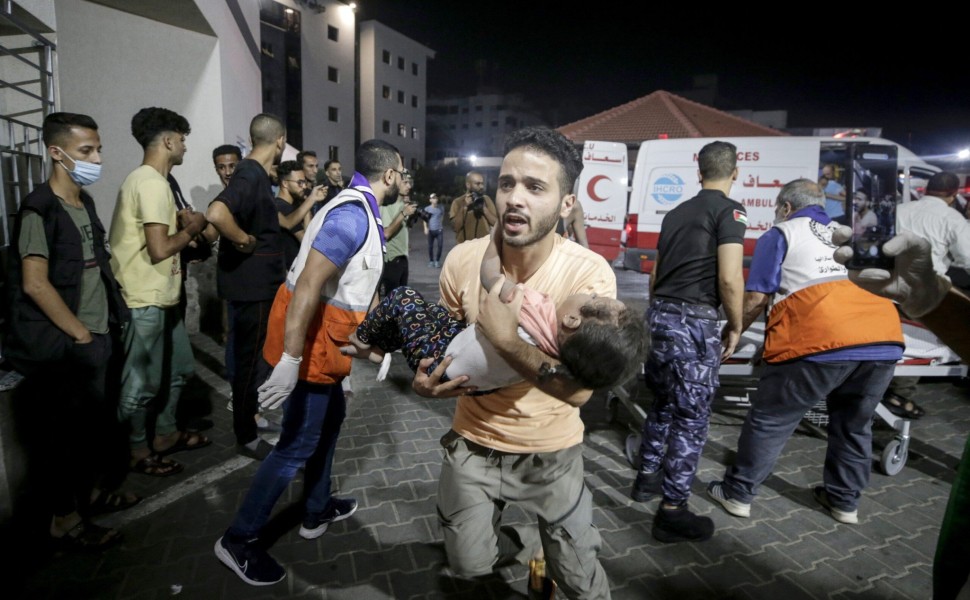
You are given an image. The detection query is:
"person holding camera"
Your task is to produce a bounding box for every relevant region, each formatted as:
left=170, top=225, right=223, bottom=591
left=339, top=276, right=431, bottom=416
left=379, top=168, right=416, bottom=297
left=450, top=170, right=497, bottom=243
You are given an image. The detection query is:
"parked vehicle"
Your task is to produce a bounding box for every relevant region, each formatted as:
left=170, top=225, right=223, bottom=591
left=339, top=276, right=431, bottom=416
left=576, top=136, right=940, bottom=272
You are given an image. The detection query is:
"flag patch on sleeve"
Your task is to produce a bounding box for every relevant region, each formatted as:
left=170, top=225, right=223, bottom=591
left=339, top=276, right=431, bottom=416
left=733, top=209, right=748, bottom=224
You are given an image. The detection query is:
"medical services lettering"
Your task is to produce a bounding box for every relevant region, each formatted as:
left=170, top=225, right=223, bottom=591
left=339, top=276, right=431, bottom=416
left=692, top=151, right=761, bottom=162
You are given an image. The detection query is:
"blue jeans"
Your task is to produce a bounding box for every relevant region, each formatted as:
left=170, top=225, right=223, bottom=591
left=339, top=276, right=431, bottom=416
left=227, top=380, right=346, bottom=538
left=427, top=229, right=443, bottom=262
left=721, top=359, right=895, bottom=510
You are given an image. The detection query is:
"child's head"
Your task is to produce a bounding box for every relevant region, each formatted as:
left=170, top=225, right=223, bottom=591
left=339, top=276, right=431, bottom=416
left=429, top=193, right=439, bottom=206
left=555, top=294, right=647, bottom=390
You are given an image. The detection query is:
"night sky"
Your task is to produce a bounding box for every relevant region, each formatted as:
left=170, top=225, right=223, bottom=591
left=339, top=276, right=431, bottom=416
left=357, top=2, right=969, bottom=160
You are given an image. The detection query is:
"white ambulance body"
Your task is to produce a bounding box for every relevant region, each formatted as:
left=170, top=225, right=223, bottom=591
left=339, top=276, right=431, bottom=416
left=576, top=136, right=939, bottom=272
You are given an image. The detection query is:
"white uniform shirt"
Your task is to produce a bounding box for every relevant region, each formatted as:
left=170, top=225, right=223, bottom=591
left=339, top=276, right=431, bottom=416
left=897, top=195, right=970, bottom=275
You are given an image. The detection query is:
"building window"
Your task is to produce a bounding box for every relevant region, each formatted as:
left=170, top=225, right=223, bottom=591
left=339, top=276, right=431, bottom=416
left=491, top=121, right=498, bottom=127
left=397, top=56, right=404, bottom=70
left=259, top=2, right=302, bottom=148
left=327, top=25, right=338, bottom=41
left=448, top=105, right=458, bottom=114
left=328, top=106, right=338, bottom=122
left=461, top=124, right=468, bottom=130
left=382, top=120, right=390, bottom=134
left=411, top=127, right=419, bottom=140
left=411, top=95, right=418, bottom=108
left=328, top=145, right=338, bottom=161
left=411, top=62, right=418, bottom=75
left=382, top=49, right=391, bottom=64
left=398, top=123, right=407, bottom=137
left=382, top=85, right=390, bottom=99
left=397, top=90, right=404, bottom=104
left=328, top=66, right=338, bottom=82
left=449, top=124, right=456, bottom=130
left=474, top=105, right=483, bottom=112
left=475, top=122, right=482, bottom=128
left=461, top=107, right=468, bottom=114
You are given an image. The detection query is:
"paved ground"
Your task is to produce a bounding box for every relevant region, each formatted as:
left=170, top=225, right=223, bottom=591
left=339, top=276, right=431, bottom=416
left=7, top=225, right=969, bottom=600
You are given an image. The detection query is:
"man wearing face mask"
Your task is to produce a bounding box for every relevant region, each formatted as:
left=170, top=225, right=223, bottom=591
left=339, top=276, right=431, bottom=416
left=708, top=179, right=903, bottom=525
left=109, top=107, right=210, bottom=477
left=5, top=112, right=133, bottom=549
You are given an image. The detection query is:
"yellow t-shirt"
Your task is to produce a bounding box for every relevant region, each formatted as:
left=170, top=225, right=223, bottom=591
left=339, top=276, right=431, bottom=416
left=108, top=165, right=181, bottom=308
left=440, top=235, right=616, bottom=453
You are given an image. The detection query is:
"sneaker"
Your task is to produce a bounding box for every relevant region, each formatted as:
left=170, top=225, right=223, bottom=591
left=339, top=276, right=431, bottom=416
left=238, top=439, right=274, bottom=461
left=707, top=481, right=751, bottom=518
left=214, top=535, right=285, bottom=586
left=631, top=469, right=662, bottom=502
left=652, top=506, right=715, bottom=543
left=812, top=486, right=858, bottom=524
left=299, top=497, right=358, bottom=539
left=428, top=261, right=435, bottom=268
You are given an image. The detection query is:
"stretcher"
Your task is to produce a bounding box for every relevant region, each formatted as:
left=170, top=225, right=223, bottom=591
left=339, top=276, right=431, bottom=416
left=606, top=319, right=967, bottom=476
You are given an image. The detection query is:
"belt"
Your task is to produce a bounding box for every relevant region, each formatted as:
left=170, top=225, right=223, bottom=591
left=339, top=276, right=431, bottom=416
left=651, top=298, right=718, bottom=320
left=445, top=430, right=518, bottom=457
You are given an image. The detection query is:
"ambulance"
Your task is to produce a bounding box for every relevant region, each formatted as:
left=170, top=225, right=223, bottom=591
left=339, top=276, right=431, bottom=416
left=576, top=136, right=940, bottom=272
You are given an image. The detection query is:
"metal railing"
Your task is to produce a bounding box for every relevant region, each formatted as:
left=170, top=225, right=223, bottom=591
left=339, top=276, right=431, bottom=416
left=1, top=0, right=57, bottom=248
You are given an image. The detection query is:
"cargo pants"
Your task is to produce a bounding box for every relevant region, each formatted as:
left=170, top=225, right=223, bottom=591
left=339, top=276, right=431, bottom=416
left=638, top=299, right=721, bottom=507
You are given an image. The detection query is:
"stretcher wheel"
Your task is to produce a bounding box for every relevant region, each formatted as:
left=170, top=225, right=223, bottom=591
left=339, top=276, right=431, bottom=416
left=879, top=439, right=907, bottom=476
left=625, top=433, right=641, bottom=468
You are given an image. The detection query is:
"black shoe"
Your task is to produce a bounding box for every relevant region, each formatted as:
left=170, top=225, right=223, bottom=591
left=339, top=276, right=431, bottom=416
left=631, top=469, right=662, bottom=502
left=214, top=535, right=285, bottom=586
left=238, top=439, right=274, bottom=461
left=299, top=497, right=358, bottom=539
left=652, top=506, right=714, bottom=543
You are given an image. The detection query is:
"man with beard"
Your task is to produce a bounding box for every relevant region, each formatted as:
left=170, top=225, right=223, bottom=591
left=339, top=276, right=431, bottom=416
left=214, top=139, right=399, bottom=586
left=110, top=107, right=210, bottom=476
left=378, top=168, right=416, bottom=297
left=274, top=160, right=324, bottom=269
left=413, top=127, right=615, bottom=599
left=206, top=113, right=287, bottom=460
left=450, top=170, right=497, bottom=243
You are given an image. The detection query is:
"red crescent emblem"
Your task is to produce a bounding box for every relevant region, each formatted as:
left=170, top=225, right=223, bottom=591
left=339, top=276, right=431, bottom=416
left=587, top=175, right=609, bottom=202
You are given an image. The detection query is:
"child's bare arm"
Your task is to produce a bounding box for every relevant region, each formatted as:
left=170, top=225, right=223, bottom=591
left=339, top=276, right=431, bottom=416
left=481, top=226, right=516, bottom=302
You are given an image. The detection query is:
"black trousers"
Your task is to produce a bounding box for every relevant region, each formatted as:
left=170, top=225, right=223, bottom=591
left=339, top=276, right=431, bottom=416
left=229, top=299, right=273, bottom=445
left=379, top=256, right=409, bottom=297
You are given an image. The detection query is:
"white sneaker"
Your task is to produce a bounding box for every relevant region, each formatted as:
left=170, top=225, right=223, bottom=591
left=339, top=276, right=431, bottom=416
left=813, top=486, right=859, bottom=524
left=707, top=481, right=751, bottom=518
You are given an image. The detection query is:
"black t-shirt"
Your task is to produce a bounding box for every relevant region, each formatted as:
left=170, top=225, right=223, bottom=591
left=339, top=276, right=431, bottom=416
left=274, top=197, right=303, bottom=269
left=653, top=189, right=746, bottom=308
left=214, top=158, right=285, bottom=301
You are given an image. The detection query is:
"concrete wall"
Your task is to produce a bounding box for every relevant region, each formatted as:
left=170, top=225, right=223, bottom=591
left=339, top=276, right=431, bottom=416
left=54, top=0, right=224, bottom=221
left=360, top=20, right=433, bottom=170
left=294, top=0, right=356, bottom=167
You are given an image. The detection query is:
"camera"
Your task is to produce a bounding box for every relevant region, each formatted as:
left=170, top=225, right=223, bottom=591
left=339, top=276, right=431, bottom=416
left=470, top=191, right=486, bottom=218
left=404, top=199, right=427, bottom=227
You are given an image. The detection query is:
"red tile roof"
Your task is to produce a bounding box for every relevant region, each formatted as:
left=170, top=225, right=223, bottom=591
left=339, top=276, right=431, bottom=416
left=557, top=90, right=787, bottom=144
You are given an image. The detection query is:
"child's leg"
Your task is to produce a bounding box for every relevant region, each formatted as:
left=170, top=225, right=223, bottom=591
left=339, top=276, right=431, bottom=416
left=355, top=286, right=467, bottom=374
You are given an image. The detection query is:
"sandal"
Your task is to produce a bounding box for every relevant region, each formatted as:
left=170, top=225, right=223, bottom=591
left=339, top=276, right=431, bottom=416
left=87, top=489, right=142, bottom=516
left=882, top=393, right=926, bottom=419
left=53, top=520, right=122, bottom=551
left=131, top=454, right=184, bottom=477
left=155, top=431, right=212, bottom=457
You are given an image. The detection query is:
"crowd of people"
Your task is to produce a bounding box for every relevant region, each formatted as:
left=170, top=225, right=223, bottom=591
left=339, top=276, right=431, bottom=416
left=7, top=113, right=969, bottom=599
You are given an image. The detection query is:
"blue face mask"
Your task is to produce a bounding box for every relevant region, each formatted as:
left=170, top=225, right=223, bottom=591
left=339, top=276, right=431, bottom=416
left=55, top=147, right=102, bottom=186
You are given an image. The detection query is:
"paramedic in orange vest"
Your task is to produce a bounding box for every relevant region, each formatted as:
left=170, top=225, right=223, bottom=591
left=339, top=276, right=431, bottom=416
left=214, top=139, right=402, bottom=587
left=708, top=178, right=903, bottom=526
